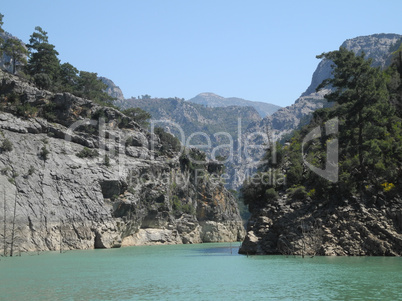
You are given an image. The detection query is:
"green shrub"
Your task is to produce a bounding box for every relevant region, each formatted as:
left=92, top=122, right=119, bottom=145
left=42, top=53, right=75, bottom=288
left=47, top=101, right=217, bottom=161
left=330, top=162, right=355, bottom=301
left=171, top=195, right=194, bottom=215
left=28, top=165, right=35, bottom=176
left=104, top=154, right=111, bottom=167
left=1, top=167, right=10, bottom=175
left=42, top=102, right=57, bottom=121
left=171, top=195, right=180, bottom=210
left=122, top=107, right=151, bottom=128
left=154, top=127, right=181, bottom=153
left=179, top=149, right=206, bottom=171
left=40, top=145, right=50, bottom=161
left=1, top=138, right=13, bottom=152
left=181, top=203, right=195, bottom=215
left=16, top=102, right=38, bottom=118
left=34, top=73, right=52, bottom=90
left=287, top=185, right=308, bottom=200
left=76, top=147, right=99, bottom=158
left=265, top=188, right=279, bottom=200
left=5, top=92, right=20, bottom=103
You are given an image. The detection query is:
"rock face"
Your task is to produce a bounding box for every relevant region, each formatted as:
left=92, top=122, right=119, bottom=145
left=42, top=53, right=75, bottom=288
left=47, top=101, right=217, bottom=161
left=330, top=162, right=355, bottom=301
left=187, top=92, right=281, bottom=118
left=239, top=33, right=402, bottom=256
left=239, top=195, right=402, bottom=256
left=230, top=34, right=402, bottom=190
left=0, top=70, right=245, bottom=254
left=117, top=97, right=262, bottom=190
left=99, top=77, right=125, bottom=102
left=257, top=33, right=402, bottom=141
left=303, top=33, right=402, bottom=97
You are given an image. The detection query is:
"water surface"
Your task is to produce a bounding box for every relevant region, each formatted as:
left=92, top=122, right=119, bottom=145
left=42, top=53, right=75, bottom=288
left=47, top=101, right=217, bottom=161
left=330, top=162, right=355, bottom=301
left=1, top=243, right=401, bottom=300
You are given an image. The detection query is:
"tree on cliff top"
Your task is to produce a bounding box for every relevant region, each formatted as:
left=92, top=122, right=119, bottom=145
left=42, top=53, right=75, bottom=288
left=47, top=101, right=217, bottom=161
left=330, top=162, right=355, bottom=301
left=75, top=71, right=115, bottom=106
left=317, top=47, right=399, bottom=193
left=2, top=38, right=28, bottom=74
left=0, top=13, right=4, bottom=32
left=122, top=107, right=151, bottom=128
left=0, top=13, right=5, bottom=57
left=26, top=26, right=60, bottom=88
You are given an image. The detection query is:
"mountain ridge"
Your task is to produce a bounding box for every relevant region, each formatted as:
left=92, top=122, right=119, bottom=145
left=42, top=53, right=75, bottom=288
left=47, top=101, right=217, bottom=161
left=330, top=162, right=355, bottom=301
left=187, top=92, right=281, bottom=117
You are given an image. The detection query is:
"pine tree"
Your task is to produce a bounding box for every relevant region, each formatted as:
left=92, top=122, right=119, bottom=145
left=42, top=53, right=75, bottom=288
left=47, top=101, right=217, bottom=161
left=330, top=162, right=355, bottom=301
left=2, top=38, right=28, bottom=74
left=122, top=107, right=151, bottom=127
left=59, top=62, right=79, bottom=92
left=26, top=26, right=60, bottom=88
left=0, top=13, right=5, bottom=58
left=76, top=71, right=114, bottom=105
left=0, top=13, right=4, bottom=32
left=317, top=47, right=399, bottom=192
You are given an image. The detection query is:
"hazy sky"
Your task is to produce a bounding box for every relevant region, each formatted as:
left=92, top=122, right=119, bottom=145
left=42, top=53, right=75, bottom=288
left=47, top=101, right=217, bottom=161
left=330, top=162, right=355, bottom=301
left=1, top=0, right=401, bottom=106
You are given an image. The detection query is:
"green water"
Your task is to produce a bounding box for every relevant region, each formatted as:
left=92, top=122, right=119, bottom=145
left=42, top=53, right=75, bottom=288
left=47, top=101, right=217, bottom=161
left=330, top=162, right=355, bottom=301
left=1, top=243, right=401, bottom=301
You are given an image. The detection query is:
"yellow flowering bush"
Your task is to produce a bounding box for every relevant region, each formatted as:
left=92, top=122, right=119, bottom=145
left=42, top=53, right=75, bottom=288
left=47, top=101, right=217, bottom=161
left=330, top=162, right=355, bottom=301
left=381, top=182, right=395, bottom=192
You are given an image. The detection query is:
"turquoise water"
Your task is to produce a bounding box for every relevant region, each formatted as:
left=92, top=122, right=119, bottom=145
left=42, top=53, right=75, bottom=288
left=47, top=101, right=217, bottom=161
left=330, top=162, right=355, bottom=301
left=1, top=243, right=402, bottom=300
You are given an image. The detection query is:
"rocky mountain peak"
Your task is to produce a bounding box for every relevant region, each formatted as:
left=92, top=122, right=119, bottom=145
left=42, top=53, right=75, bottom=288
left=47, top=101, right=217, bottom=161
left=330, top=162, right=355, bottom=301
left=99, top=77, right=125, bottom=102
left=198, top=92, right=225, bottom=99
left=188, top=92, right=281, bottom=118
left=302, top=33, right=402, bottom=97
left=256, top=33, right=402, bottom=142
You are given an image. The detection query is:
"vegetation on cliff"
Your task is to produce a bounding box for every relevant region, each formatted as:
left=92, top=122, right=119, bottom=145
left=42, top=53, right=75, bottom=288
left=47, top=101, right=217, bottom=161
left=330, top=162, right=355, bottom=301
left=244, top=43, right=402, bottom=208
left=0, top=14, right=114, bottom=107
left=240, top=42, right=402, bottom=256
left=0, top=13, right=245, bottom=255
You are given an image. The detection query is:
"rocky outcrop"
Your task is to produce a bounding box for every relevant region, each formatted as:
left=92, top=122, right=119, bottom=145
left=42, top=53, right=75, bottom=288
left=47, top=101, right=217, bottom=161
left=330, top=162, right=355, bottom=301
left=302, top=33, right=402, bottom=97
left=117, top=97, right=262, bottom=190
left=239, top=194, right=402, bottom=256
left=256, top=33, right=402, bottom=142
left=0, top=70, right=245, bottom=254
left=239, top=33, right=402, bottom=256
left=230, top=34, right=402, bottom=190
left=99, top=77, right=125, bottom=102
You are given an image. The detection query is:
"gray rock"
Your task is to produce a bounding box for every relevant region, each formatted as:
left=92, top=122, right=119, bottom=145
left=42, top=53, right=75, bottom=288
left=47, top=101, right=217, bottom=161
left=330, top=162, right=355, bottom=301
left=0, top=69, right=245, bottom=254
left=232, top=34, right=402, bottom=190
left=99, top=77, right=125, bottom=102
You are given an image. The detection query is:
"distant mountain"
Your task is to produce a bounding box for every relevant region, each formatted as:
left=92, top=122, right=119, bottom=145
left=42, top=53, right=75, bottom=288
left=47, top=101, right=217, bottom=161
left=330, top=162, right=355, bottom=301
left=118, top=97, right=261, bottom=146
left=187, top=92, right=281, bottom=118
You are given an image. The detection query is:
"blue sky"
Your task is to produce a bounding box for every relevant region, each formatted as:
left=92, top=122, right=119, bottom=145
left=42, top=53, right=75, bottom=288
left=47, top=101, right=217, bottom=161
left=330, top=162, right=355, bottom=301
left=1, top=0, right=401, bottom=106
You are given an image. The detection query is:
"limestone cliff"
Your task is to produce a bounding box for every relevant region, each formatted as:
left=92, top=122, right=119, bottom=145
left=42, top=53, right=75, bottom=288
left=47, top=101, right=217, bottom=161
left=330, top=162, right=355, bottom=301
left=0, top=70, right=245, bottom=254
left=230, top=34, right=402, bottom=190
left=239, top=34, right=402, bottom=256
left=117, top=96, right=262, bottom=190
left=99, top=77, right=125, bottom=102
left=239, top=193, right=402, bottom=256
left=257, top=33, right=402, bottom=141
